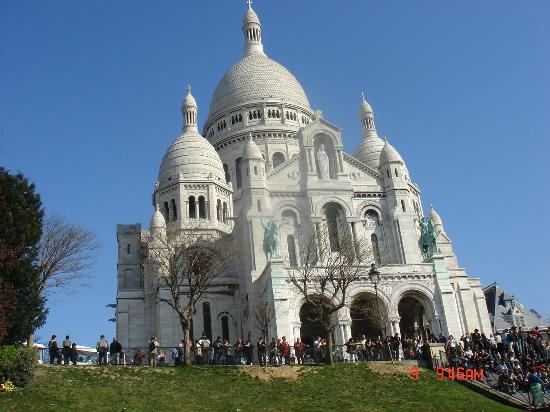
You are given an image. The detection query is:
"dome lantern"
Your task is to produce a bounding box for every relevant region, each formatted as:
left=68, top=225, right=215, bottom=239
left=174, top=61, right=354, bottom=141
left=243, top=0, right=264, bottom=57
left=359, top=92, right=378, bottom=139
left=181, top=85, right=198, bottom=132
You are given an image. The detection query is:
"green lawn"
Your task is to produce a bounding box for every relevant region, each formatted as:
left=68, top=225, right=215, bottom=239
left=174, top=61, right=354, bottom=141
left=0, top=363, right=515, bottom=411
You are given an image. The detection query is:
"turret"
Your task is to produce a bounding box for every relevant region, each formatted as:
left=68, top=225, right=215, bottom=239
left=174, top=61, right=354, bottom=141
left=240, top=135, right=267, bottom=213
left=149, top=204, right=166, bottom=245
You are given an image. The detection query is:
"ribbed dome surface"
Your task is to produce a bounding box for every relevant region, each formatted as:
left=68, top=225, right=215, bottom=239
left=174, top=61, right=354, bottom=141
left=354, top=135, right=385, bottom=169
left=158, top=131, right=226, bottom=184
left=207, top=54, right=310, bottom=122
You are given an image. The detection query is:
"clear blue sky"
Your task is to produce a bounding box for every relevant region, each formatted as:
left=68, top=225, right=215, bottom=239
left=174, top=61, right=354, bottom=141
left=1, top=0, right=548, bottom=346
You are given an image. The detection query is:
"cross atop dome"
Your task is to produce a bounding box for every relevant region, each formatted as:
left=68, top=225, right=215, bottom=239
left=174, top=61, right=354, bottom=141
left=246, top=0, right=253, bottom=9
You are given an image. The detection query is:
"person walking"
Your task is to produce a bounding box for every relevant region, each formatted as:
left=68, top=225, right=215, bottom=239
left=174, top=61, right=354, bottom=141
left=48, top=335, right=60, bottom=365
left=96, top=334, right=109, bottom=365
left=62, top=335, right=72, bottom=365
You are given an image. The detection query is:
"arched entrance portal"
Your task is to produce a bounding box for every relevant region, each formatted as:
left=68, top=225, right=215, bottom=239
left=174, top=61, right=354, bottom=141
left=350, top=293, right=386, bottom=339
left=398, top=296, right=427, bottom=340
left=299, top=302, right=327, bottom=346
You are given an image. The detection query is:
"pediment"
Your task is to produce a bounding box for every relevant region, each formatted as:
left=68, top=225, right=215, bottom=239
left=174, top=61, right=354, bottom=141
left=266, top=153, right=301, bottom=182
left=343, top=152, right=381, bottom=179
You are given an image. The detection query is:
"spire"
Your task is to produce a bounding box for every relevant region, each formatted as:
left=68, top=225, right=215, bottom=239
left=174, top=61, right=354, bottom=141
left=242, top=0, right=264, bottom=56
left=359, top=92, right=377, bottom=139
left=181, top=85, right=198, bottom=132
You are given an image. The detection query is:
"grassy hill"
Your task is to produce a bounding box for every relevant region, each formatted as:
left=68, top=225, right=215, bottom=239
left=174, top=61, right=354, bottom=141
left=0, top=363, right=515, bottom=411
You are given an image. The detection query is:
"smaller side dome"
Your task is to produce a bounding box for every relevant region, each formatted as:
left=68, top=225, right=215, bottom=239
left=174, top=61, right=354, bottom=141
left=379, top=139, right=404, bottom=165
left=429, top=204, right=443, bottom=227
left=150, top=204, right=166, bottom=229
left=242, top=135, right=263, bottom=161
left=354, top=135, right=385, bottom=169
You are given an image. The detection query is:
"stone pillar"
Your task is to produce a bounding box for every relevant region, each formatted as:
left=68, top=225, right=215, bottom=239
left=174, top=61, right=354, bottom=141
left=431, top=254, right=462, bottom=337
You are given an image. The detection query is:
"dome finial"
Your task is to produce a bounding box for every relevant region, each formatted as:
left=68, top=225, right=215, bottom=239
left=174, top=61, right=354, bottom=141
left=182, top=84, right=198, bottom=132
left=243, top=0, right=264, bottom=56
left=361, top=91, right=365, bottom=101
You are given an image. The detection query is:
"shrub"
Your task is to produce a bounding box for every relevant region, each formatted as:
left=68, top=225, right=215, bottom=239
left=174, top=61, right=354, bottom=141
left=0, top=345, right=35, bottom=387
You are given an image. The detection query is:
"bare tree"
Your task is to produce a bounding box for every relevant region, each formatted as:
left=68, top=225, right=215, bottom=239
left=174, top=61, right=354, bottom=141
left=148, top=227, right=235, bottom=366
left=38, top=215, right=100, bottom=295
left=289, top=222, right=373, bottom=365
left=253, top=292, right=277, bottom=343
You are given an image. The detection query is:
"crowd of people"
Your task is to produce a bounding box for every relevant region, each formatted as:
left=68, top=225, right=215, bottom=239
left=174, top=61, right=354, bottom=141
left=47, top=332, right=427, bottom=366
left=442, top=326, right=549, bottom=407
left=47, top=334, right=124, bottom=365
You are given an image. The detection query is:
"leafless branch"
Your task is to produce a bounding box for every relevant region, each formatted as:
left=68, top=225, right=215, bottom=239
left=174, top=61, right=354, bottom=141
left=38, top=215, right=100, bottom=295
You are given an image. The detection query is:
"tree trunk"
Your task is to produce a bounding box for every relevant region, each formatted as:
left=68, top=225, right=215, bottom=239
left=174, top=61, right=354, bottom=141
left=183, top=325, right=191, bottom=366
left=27, top=334, right=34, bottom=349
left=326, top=328, right=335, bottom=366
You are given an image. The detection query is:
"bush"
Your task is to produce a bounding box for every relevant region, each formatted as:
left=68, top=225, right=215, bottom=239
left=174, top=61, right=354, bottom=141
left=0, top=345, right=35, bottom=387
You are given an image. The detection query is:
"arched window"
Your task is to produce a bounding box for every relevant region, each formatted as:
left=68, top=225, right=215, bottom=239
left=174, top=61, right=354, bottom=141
left=203, top=302, right=212, bottom=340
left=272, top=152, right=285, bottom=168
left=324, top=202, right=346, bottom=252
left=387, top=169, right=390, bottom=179
left=189, top=196, right=196, bottom=219
left=287, top=234, right=297, bottom=267
left=395, top=168, right=399, bottom=177
left=257, top=199, right=262, bottom=212
left=401, top=200, right=406, bottom=212
left=223, top=163, right=231, bottom=183
left=171, top=199, right=177, bottom=221
left=371, top=234, right=381, bottom=264
left=198, top=196, right=206, bottom=219
left=126, top=244, right=131, bottom=254
left=235, top=157, right=242, bottom=188
left=216, top=199, right=222, bottom=221
left=364, top=210, right=380, bottom=228
left=162, top=201, right=169, bottom=221
left=254, top=166, right=258, bottom=175
left=221, top=316, right=229, bottom=342
left=222, top=202, right=228, bottom=223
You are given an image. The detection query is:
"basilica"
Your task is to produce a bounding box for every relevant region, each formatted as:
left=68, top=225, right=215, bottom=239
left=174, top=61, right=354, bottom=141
left=115, top=3, right=492, bottom=349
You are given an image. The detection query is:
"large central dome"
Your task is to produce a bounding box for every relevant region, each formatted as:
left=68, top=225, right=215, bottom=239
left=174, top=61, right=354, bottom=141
left=207, top=53, right=311, bottom=121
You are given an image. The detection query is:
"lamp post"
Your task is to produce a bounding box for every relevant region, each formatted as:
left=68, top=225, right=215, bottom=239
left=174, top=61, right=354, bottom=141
left=368, top=263, right=382, bottom=337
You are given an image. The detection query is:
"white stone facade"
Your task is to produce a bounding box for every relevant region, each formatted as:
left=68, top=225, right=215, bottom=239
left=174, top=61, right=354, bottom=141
left=115, top=3, right=492, bottom=349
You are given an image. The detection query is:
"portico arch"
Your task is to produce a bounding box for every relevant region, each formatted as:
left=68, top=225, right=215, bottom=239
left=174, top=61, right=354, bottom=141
left=395, top=289, right=436, bottom=341
left=350, top=292, right=387, bottom=339
left=298, top=296, right=335, bottom=346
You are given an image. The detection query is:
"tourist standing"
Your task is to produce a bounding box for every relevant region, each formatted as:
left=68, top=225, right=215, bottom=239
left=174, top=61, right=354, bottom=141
left=234, top=338, right=244, bottom=365
left=279, top=336, right=290, bottom=365
left=269, top=337, right=278, bottom=365
left=257, top=337, right=267, bottom=366
left=96, top=334, right=109, bottom=365
left=213, top=336, right=223, bottom=365
left=295, top=338, right=305, bottom=365
left=62, top=335, right=72, bottom=365
left=48, top=335, right=60, bottom=365
left=110, top=338, right=122, bottom=365
left=70, top=343, right=78, bottom=366
left=148, top=336, right=159, bottom=366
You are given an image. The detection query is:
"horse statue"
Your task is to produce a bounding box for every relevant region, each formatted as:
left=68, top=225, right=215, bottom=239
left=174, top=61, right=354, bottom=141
left=262, top=219, right=279, bottom=261
left=419, top=217, right=438, bottom=261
